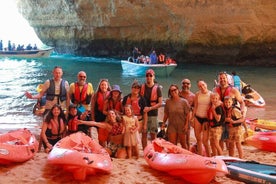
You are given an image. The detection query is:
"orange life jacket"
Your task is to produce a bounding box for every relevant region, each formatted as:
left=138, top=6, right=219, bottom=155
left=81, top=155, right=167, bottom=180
left=140, top=84, right=158, bottom=106
left=125, top=96, right=142, bottom=116
left=158, top=54, right=165, bottom=63
left=73, top=82, right=89, bottom=104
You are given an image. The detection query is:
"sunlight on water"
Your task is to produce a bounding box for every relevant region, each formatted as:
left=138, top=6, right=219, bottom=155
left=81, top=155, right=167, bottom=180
left=0, top=0, right=42, bottom=47
left=0, top=55, right=275, bottom=135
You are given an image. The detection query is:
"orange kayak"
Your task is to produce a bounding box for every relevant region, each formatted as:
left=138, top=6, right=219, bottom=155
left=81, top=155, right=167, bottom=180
left=47, top=132, right=112, bottom=180
left=0, top=128, right=39, bottom=164
left=245, top=131, right=276, bottom=152
left=144, top=138, right=228, bottom=184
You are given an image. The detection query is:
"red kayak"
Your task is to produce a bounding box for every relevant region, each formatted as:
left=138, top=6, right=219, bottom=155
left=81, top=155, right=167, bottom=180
left=0, top=128, right=39, bottom=164
left=47, top=132, right=112, bottom=180
left=245, top=131, right=276, bottom=152
left=144, top=138, right=228, bottom=184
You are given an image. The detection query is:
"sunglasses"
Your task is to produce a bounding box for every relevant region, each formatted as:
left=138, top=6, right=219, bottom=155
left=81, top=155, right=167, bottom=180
left=146, top=74, right=153, bottom=77
left=79, top=76, right=86, bottom=78
left=170, top=88, right=178, bottom=93
left=182, top=82, right=190, bottom=85
left=132, top=86, right=140, bottom=89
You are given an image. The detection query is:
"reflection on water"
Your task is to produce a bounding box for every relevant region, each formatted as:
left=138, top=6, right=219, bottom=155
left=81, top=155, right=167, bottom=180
left=0, top=55, right=275, bottom=134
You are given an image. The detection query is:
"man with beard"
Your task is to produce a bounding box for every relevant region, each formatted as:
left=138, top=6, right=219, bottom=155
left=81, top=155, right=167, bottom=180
left=214, top=72, right=245, bottom=115
left=179, top=78, right=195, bottom=149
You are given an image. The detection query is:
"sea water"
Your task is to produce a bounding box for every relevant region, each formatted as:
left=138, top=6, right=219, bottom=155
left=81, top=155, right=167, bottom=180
left=0, top=54, right=275, bottom=135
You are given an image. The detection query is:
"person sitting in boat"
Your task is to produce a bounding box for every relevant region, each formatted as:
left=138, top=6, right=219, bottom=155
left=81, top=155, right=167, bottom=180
left=158, top=53, right=165, bottom=64
left=165, top=57, right=176, bottom=65
left=150, top=50, right=158, bottom=64
left=132, top=47, right=141, bottom=63
left=26, top=44, right=32, bottom=50
left=137, top=55, right=147, bottom=64
left=41, top=104, right=67, bottom=153
left=8, top=40, right=12, bottom=51
left=0, top=40, right=3, bottom=50
left=78, top=110, right=127, bottom=158
left=33, top=44, right=38, bottom=50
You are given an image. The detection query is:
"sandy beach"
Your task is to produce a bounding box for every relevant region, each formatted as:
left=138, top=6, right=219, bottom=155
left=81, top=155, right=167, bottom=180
left=1, top=127, right=275, bottom=184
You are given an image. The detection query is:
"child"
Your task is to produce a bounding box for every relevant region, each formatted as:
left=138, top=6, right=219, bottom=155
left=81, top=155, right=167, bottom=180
left=208, top=92, right=224, bottom=156
left=224, top=96, right=247, bottom=158
left=122, top=105, right=139, bottom=159
left=67, top=104, right=90, bottom=135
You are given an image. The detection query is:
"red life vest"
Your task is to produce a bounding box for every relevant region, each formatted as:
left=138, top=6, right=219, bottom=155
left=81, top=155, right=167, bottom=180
left=74, top=82, right=88, bottom=104
left=215, top=86, right=232, bottom=101
left=96, top=91, right=110, bottom=111
left=68, top=116, right=78, bottom=132
left=140, top=84, right=158, bottom=106
left=125, top=96, right=141, bottom=116
left=108, top=99, right=122, bottom=112
left=158, top=54, right=165, bottom=63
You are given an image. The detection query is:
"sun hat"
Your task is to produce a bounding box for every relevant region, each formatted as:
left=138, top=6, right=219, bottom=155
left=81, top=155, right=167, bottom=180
left=111, top=85, right=121, bottom=93
left=146, top=69, right=155, bottom=75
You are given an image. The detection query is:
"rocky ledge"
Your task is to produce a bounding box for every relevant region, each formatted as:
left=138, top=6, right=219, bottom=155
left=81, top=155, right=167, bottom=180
left=17, top=0, right=276, bottom=66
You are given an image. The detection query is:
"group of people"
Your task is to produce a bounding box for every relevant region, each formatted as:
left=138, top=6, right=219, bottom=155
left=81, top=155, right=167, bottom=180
left=0, top=40, right=38, bottom=51
left=25, top=67, right=162, bottom=159
left=131, top=47, right=176, bottom=65
left=161, top=71, right=247, bottom=158
left=25, top=66, right=248, bottom=159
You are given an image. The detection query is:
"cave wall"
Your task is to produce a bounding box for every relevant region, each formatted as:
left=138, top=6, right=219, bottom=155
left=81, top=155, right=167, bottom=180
left=16, top=0, right=276, bottom=65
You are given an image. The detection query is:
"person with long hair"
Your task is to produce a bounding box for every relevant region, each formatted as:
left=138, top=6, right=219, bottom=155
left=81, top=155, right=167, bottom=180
left=41, top=104, right=67, bottom=153
left=122, top=105, right=140, bottom=158
left=193, top=80, right=211, bottom=156
left=163, top=84, right=190, bottom=149
left=78, top=110, right=127, bottom=158
left=91, top=79, right=111, bottom=147
left=103, top=84, right=123, bottom=116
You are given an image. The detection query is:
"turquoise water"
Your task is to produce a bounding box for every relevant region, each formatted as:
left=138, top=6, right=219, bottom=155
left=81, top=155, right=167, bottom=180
left=0, top=55, right=275, bottom=135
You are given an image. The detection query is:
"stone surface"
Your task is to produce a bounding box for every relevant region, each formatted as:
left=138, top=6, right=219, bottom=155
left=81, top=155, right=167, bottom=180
left=17, top=0, right=276, bottom=65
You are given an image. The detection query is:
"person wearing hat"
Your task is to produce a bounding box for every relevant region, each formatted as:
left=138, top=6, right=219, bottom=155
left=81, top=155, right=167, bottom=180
left=103, top=84, right=123, bottom=116
left=140, top=69, right=163, bottom=149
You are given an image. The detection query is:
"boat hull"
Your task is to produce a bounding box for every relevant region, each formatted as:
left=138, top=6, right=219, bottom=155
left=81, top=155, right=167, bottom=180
left=0, top=128, right=39, bottom=164
left=143, top=138, right=228, bottom=184
left=47, top=132, right=112, bottom=180
left=121, top=60, right=177, bottom=77
left=0, top=48, right=54, bottom=58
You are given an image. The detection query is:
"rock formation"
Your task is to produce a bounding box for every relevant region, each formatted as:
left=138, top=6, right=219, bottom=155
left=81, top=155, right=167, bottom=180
left=17, top=0, right=276, bottom=65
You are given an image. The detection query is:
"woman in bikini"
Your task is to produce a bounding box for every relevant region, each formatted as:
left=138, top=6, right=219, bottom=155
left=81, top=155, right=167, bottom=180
left=78, top=109, right=127, bottom=158
left=41, top=104, right=67, bottom=153
left=192, top=80, right=211, bottom=156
